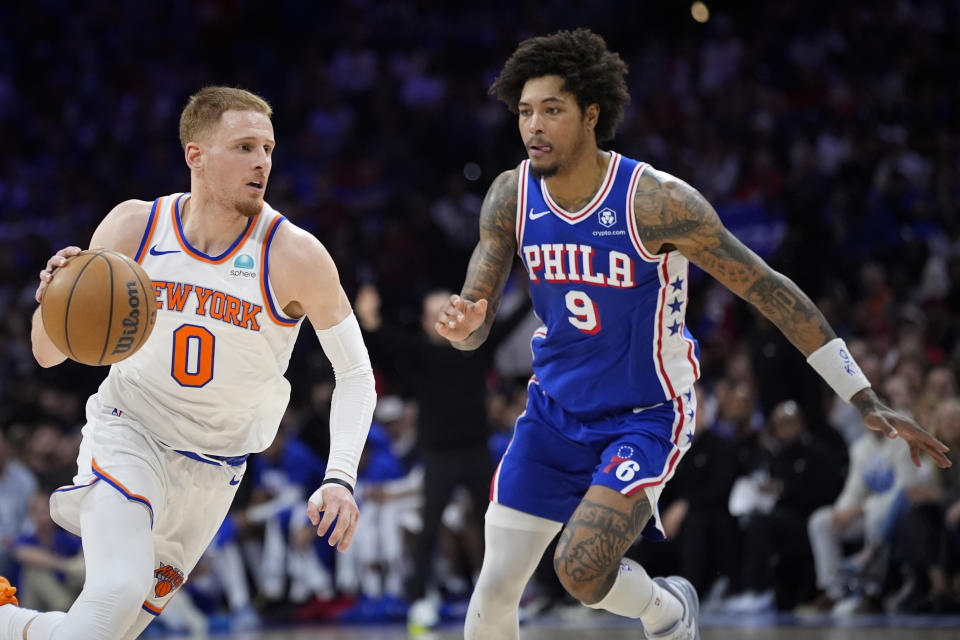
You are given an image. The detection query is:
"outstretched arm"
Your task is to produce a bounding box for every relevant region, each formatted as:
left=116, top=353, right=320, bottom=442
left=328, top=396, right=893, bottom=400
left=437, top=169, right=519, bottom=350
left=633, top=167, right=950, bottom=468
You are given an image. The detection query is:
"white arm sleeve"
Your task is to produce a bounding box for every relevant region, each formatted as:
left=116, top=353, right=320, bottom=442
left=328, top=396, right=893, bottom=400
left=315, top=313, right=377, bottom=484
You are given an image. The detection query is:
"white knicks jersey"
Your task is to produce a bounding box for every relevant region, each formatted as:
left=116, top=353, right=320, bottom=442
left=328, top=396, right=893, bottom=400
left=97, top=193, right=303, bottom=456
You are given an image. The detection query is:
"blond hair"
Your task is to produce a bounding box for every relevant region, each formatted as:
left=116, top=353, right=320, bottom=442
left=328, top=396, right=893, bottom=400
left=178, top=86, right=272, bottom=149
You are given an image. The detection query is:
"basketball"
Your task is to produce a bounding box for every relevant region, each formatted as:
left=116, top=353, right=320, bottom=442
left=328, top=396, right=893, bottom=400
left=40, top=249, right=157, bottom=366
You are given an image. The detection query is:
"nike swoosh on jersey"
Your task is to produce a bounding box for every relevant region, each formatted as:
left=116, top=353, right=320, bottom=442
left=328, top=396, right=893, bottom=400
left=529, top=208, right=551, bottom=220
left=149, top=245, right=181, bottom=256
left=229, top=475, right=243, bottom=486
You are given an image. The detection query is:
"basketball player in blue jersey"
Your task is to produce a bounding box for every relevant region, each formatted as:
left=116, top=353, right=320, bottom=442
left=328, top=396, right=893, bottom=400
left=437, top=30, right=951, bottom=640
left=0, top=87, right=377, bottom=640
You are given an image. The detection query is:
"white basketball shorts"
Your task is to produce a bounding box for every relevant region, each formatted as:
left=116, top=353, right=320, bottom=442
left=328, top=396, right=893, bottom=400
left=50, top=395, right=246, bottom=617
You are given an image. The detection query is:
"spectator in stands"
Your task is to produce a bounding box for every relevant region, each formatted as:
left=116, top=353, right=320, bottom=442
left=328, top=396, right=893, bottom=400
left=800, top=411, right=926, bottom=614
left=889, top=400, right=960, bottom=613
left=726, top=401, right=845, bottom=612
left=10, top=494, right=82, bottom=611
left=0, top=431, right=37, bottom=577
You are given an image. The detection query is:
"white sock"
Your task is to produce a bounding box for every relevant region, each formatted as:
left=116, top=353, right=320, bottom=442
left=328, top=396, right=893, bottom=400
left=585, top=559, right=683, bottom=634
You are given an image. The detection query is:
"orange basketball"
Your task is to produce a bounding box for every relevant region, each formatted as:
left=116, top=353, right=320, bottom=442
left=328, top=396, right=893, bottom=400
left=40, top=250, right=157, bottom=366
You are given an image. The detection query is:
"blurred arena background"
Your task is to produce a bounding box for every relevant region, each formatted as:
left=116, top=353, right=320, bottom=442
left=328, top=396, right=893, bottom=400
left=1, top=0, right=960, bottom=637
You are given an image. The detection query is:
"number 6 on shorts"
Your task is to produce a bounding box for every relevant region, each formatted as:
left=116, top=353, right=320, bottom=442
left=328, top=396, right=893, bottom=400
left=171, top=324, right=215, bottom=387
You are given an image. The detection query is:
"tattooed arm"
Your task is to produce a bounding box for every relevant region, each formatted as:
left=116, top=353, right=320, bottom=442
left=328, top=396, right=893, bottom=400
left=634, top=167, right=950, bottom=468
left=634, top=168, right=835, bottom=355
left=436, top=169, right=519, bottom=351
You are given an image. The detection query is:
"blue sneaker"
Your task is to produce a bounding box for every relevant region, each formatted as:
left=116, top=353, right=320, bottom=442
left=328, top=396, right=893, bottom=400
left=647, top=576, right=699, bottom=640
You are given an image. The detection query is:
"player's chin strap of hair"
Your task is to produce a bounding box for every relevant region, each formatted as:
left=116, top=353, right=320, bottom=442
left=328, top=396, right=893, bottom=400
left=806, top=338, right=871, bottom=403
left=311, top=312, right=377, bottom=501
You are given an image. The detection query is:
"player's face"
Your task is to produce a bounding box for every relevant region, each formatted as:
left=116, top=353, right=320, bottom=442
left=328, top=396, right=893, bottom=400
left=204, top=110, right=275, bottom=217
left=518, top=75, right=593, bottom=179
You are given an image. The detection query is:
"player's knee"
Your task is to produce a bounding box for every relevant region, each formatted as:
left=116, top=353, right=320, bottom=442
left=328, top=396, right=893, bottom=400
left=552, top=547, right=616, bottom=605
left=473, top=565, right=525, bottom=606
left=87, top=570, right=155, bottom=612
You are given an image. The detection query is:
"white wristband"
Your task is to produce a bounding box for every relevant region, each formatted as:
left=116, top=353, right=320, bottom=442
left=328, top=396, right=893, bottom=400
left=806, top=338, right=871, bottom=402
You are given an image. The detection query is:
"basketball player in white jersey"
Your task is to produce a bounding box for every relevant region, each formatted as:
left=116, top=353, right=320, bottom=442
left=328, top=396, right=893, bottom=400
left=436, top=30, right=951, bottom=639
left=0, top=87, right=377, bottom=640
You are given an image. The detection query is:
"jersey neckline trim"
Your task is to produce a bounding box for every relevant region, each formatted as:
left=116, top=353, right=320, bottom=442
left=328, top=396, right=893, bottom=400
left=172, top=194, right=259, bottom=264
left=540, top=152, right=620, bottom=223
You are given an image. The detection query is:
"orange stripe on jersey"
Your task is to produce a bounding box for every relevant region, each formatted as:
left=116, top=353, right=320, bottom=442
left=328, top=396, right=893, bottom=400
left=90, top=458, right=155, bottom=526
left=135, top=197, right=163, bottom=264
left=171, top=194, right=259, bottom=264
left=259, top=216, right=299, bottom=326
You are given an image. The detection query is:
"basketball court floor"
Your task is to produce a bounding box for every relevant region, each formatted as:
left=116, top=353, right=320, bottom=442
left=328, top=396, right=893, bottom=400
left=157, top=612, right=960, bottom=639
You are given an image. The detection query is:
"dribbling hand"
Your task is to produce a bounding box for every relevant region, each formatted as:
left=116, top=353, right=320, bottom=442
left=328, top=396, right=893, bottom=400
left=35, top=246, right=83, bottom=303
left=435, top=294, right=487, bottom=342
left=307, top=485, right=360, bottom=552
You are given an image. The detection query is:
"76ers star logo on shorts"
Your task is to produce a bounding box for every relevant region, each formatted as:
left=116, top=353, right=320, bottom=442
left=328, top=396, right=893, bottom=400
left=154, top=562, right=184, bottom=597
left=602, top=445, right=635, bottom=473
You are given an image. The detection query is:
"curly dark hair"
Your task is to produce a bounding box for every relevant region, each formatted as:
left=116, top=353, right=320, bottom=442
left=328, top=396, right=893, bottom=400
left=490, top=29, right=630, bottom=143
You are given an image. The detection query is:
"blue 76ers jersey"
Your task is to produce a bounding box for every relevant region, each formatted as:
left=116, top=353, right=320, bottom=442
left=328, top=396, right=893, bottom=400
left=516, top=153, right=700, bottom=417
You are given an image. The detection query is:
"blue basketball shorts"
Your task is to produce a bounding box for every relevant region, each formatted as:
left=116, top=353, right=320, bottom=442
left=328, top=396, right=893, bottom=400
left=490, top=379, right=697, bottom=540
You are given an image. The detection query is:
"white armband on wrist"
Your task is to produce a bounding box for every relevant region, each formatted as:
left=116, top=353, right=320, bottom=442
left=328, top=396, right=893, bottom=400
left=806, top=338, right=871, bottom=402
left=316, top=313, right=377, bottom=482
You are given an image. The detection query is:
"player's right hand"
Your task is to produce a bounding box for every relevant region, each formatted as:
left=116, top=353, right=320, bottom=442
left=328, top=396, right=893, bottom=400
left=435, top=294, right=487, bottom=342
left=307, top=484, right=360, bottom=553
left=35, top=246, right=82, bottom=303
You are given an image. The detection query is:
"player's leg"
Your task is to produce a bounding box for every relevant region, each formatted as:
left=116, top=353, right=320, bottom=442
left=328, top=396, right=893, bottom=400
left=555, top=389, right=701, bottom=638
left=554, top=486, right=694, bottom=637
left=9, top=482, right=156, bottom=640
left=464, top=380, right=594, bottom=639
left=116, top=610, right=158, bottom=640
left=128, top=455, right=246, bottom=640
left=464, top=503, right=561, bottom=640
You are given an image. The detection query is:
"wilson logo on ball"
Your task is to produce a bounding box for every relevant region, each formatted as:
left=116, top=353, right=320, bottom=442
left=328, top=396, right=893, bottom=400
left=112, top=281, right=142, bottom=355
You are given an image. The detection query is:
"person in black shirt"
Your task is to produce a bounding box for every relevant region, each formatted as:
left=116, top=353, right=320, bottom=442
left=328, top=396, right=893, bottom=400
left=726, top=401, right=846, bottom=611
left=354, top=284, right=530, bottom=624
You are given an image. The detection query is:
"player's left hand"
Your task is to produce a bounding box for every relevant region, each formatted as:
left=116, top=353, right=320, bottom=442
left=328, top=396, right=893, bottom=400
left=860, top=401, right=951, bottom=469
left=307, top=484, right=360, bottom=552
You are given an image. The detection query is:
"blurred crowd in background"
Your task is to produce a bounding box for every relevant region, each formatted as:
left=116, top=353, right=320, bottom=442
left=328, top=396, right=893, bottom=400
left=1, top=0, right=960, bottom=634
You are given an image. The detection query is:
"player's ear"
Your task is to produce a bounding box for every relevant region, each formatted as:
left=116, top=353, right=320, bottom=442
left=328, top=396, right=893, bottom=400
left=184, top=142, right=203, bottom=171
left=584, top=103, right=599, bottom=133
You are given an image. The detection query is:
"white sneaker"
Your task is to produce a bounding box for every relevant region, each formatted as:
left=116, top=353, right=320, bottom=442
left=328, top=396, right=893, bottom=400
left=722, top=589, right=775, bottom=614
left=646, top=576, right=700, bottom=640
left=407, top=596, right=440, bottom=634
